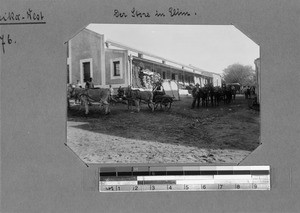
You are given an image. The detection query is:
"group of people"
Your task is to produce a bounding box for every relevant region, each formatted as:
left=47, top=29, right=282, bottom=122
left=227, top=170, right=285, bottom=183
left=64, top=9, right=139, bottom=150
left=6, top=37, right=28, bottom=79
left=243, top=86, right=256, bottom=99
left=74, top=77, right=94, bottom=89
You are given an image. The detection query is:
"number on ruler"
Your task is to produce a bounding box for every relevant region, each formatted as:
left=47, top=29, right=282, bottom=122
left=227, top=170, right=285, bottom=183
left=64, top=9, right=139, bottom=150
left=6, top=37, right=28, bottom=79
left=218, top=184, right=223, bottom=189
left=253, top=184, right=257, bottom=189
left=184, top=185, right=189, bottom=190
left=167, top=185, right=172, bottom=190
left=132, top=185, right=139, bottom=191
left=236, top=184, right=240, bottom=189
left=150, top=185, right=155, bottom=190
left=202, top=185, right=206, bottom=189
left=105, top=186, right=114, bottom=191
left=116, top=186, right=121, bottom=191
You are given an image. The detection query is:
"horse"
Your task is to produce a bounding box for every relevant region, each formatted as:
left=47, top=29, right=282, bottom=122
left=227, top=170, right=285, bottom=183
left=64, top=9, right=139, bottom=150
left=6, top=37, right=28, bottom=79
left=213, top=86, right=223, bottom=106
left=223, top=86, right=233, bottom=104
left=204, top=84, right=216, bottom=107
left=200, top=87, right=209, bottom=107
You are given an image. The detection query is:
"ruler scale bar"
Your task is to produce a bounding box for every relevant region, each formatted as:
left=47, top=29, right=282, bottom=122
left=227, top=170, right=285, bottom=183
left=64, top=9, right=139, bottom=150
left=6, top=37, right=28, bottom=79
left=100, top=183, right=270, bottom=192
left=99, top=166, right=270, bottom=192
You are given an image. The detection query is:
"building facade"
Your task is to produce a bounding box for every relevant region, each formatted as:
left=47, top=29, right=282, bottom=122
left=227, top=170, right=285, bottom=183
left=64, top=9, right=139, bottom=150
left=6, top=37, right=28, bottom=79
left=67, top=28, right=129, bottom=88
left=67, top=29, right=105, bottom=86
left=67, top=28, right=219, bottom=90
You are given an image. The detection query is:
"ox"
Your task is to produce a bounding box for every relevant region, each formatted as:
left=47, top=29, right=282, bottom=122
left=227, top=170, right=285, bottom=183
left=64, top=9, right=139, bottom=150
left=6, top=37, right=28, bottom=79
left=79, top=88, right=111, bottom=115
left=67, top=84, right=85, bottom=108
left=124, top=86, right=154, bottom=112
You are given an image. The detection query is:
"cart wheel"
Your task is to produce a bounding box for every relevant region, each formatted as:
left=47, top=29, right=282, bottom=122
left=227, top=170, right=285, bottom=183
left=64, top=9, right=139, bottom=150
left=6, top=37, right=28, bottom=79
left=161, top=98, right=172, bottom=111
left=154, top=102, right=159, bottom=110
left=148, top=102, right=159, bottom=110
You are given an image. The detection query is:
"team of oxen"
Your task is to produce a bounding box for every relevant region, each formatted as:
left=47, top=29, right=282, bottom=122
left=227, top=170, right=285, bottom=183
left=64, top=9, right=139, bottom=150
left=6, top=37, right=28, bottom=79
left=67, top=84, right=154, bottom=115
left=67, top=83, right=236, bottom=115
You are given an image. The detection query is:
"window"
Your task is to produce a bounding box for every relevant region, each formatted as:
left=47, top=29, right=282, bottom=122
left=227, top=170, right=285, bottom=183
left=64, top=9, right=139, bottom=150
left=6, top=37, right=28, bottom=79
left=113, top=61, right=120, bottom=76
left=67, top=65, right=70, bottom=84
left=110, top=58, right=123, bottom=79
left=163, top=72, right=166, bottom=79
left=171, top=73, right=175, bottom=80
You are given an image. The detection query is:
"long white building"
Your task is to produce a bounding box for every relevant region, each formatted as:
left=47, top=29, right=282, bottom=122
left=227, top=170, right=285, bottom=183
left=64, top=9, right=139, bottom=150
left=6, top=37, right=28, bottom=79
left=66, top=28, right=222, bottom=90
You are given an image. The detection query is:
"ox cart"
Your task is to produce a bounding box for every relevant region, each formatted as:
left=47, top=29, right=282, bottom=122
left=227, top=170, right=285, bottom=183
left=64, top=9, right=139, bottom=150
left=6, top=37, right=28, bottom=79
left=148, top=91, right=173, bottom=111
left=116, top=87, right=173, bottom=112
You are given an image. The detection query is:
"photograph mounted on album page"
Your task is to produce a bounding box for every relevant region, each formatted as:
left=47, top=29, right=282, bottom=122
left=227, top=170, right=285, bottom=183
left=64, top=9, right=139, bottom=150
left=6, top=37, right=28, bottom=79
left=66, top=23, right=261, bottom=166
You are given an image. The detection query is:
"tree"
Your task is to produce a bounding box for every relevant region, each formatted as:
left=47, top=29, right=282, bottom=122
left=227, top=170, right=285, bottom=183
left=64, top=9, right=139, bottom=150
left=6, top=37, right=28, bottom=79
left=222, top=63, right=256, bottom=86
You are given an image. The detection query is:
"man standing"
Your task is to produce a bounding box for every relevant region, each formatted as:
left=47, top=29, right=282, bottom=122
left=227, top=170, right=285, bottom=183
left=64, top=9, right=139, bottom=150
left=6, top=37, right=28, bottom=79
left=231, top=86, right=236, bottom=100
left=85, top=77, right=95, bottom=89
left=191, top=83, right=200, bottom=109
left=109, top=85, right=114, bottom=96
left=246, top=86, right=251, bottom=99
left=109, top=84, right=116, bottom=103
left=75, top=80, right=82, bottom=88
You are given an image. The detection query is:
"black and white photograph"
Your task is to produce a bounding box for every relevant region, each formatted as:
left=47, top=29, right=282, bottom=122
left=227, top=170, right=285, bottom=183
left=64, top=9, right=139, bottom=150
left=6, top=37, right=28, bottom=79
left=2, top=0, right=300, bottom=212
left=66, top=24, right=260, bottom=164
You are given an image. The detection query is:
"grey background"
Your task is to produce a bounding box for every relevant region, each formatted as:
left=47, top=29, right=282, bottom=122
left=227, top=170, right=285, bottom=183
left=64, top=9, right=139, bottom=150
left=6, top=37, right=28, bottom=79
left=1, top=0, right=300, bottom=212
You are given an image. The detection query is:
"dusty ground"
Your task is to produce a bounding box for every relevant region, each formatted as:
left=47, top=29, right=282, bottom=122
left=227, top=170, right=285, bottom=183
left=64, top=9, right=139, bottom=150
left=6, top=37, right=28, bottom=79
left=67, top=94, right=260, bottom=164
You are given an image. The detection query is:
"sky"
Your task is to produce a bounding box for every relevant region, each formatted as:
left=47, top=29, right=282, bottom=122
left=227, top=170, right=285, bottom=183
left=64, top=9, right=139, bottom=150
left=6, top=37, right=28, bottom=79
left=87, top=24, right=259, bottom=75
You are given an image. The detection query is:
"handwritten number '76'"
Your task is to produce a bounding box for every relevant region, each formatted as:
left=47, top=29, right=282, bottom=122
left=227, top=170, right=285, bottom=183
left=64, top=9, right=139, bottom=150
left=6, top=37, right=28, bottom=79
left=0, top=34, right=14, bottom=54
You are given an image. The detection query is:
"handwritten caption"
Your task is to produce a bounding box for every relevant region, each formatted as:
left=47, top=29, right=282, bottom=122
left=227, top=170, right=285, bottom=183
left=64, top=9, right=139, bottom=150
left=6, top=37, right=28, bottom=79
left=113, top=7, right=198, bottom=18
left=0, top=8, right=45, bottom=22
left=0, top=8, right=45, bottom=54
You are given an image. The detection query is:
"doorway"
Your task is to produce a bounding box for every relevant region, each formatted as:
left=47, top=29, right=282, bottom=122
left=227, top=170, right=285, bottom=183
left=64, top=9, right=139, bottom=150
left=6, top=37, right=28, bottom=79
left=80, top=58, right=93, bottom=84
left=83, top=62, right=91, bottom=83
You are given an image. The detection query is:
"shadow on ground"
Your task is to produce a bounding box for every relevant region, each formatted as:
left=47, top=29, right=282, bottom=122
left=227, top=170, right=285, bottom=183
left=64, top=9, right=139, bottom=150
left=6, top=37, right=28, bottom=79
left=67, top=95, right=260, bottom=152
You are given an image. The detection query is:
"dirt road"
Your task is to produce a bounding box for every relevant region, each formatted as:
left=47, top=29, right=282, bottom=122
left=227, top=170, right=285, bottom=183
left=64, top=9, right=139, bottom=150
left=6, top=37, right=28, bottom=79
left=67, top=94, right=260, bottom=164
